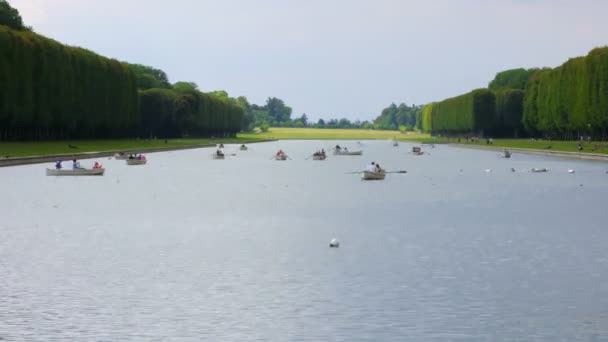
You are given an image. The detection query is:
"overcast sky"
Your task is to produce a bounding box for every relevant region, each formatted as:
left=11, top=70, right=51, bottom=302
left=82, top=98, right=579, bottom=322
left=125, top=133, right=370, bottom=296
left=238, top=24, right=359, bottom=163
left=11, top=0, right=608, bottom=121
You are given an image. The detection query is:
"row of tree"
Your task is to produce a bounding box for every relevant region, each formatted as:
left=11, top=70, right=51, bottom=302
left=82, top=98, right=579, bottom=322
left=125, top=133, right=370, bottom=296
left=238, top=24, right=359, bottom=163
left=0, top=25, right=139, bottom=140
left=420, top=47, right=608, bottom=139
left=373, top=103, right=422, bottom=131
left=0, top=1, right=243, bottom=141
left=523, top=47, right=608, bottom=139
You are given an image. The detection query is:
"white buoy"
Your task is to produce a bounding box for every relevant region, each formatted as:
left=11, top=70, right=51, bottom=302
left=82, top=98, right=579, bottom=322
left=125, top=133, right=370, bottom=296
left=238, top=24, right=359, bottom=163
left=485, top=169, right=492, bottom=173
left=329, top=238, right=340, bottom=248
left=568, top=169, right=575, bottom=174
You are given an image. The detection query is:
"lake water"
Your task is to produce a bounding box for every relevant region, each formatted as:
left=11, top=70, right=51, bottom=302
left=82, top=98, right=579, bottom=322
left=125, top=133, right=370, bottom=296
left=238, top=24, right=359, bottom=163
left=1, top=140, right=608, bottom=341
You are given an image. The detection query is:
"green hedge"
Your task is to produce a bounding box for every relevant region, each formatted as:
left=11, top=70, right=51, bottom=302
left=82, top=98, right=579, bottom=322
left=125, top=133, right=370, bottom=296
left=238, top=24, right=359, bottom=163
left=0, top=25, right=138, bottom=140
left=139, top=88, right=244, bottom=138
left=494, top=89, right=525, bottom=136
left=430, top=89, right=495, bottom=135
left=523, top=47, right=608, bottom=138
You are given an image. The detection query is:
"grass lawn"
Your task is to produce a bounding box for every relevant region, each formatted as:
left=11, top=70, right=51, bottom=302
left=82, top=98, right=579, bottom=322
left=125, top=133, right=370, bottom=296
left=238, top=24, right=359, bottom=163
left=418, top=137, right=608, bottom=154
left=0, top=137, right=266, bottom=158
left=239, top=127, right=429, bottom=141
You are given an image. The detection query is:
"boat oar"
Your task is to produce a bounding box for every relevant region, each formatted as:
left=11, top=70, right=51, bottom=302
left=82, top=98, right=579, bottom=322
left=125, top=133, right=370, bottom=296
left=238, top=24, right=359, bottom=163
left=345, top=171, right=363, bottom=174
left=385, top=170, right=408, bottom=174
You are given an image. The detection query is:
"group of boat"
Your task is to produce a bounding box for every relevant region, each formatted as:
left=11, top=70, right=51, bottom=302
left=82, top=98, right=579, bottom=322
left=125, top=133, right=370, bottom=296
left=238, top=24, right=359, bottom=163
left=46, top=152, right=148, bottom=176
left=333, top=145, right=363, bottom=156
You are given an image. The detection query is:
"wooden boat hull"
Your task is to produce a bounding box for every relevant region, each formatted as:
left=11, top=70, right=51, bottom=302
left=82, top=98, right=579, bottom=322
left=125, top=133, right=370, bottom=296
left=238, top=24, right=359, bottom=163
left=46, top=168, right=105, bottom=176
left=274, top=155, right=288, bottom=161
left=334, top=150, right=363, bottom=156
left=213, top=154, right=225, bottom=160
left=126, top=159, right=147, bottom=165
left=361, top=171, right=386, bottom=180
left=531, top=168, right=548, bottom=173
left=312, top=155, right=326, bottom=160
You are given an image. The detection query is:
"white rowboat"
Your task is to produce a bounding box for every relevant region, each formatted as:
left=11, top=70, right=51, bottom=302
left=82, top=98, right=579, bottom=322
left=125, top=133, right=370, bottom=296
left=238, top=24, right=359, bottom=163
left=213, top=154, right=225, bottom=160
left=114, top=153, right=129, bottom=160
left=334, top=150, right=363, bottom=156
left=240, top=146, right=248, bottom=151
left=46, top=168, right=105, bottom=176
left=361, top=170, right=386, bottom=180
left=126, top=159, right=147, bottom=165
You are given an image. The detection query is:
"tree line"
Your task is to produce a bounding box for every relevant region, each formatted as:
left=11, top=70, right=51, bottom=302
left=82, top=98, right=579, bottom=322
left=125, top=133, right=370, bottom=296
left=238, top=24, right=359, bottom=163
left=419, top=47, right=608, bottom=139
left=0, top=1, right=243, bottom=141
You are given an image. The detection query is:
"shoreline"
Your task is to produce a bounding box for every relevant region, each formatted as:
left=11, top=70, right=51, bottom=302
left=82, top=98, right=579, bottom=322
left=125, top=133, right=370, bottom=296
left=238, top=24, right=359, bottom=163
left=450, top=143, right=608, bottom=162
left=0, top=139, right=275, bottom=168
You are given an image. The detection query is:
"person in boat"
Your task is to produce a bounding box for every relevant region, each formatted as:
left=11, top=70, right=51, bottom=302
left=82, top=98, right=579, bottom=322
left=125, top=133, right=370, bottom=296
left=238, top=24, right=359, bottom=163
left=55, top=160, right=62, bottom=169
left=72, top=159, right=81, bottom=169
left=367, top=162, right=376, bottom=172
left=344, top=147, right=348, bottom=152
left=321, top=149, right=325, bottom=156
left=128, top=154, right=135, bottom=159
left=277, top=150, right=284, bottom=156
left=141, top=154, right=146, bottom=160
left=375, top=163, right=382, bottom=173
left=241, top=144, right=246, bottom=148
left=219, top=144, right=224, bottom=148
left=93, top=162, right=102, bottom=169
left=216, top=149, right=223, bottom=156
left=335, top=145, right=341, bottom=151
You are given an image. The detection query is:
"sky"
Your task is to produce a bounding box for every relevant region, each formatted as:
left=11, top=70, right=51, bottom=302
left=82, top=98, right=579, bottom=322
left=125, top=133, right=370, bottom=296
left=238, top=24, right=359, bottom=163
left=11, top=0, right=608, bottom=121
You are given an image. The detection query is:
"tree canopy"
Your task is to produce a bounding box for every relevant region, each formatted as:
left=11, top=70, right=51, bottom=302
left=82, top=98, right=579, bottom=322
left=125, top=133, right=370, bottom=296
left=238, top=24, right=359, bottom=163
left=0, top=0, right=25, bottom=30
left=488, top=68, right=538, bottom=91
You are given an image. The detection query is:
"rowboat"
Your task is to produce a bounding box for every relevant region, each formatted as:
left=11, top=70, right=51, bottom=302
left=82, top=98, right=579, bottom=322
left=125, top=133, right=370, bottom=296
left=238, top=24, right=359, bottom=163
left=412, top=146, right=424, bottom=155
left=312, top=154, right=327, bottom=160
left=213, top=153, right=225, bottom=160
left=503, top=150, right=511, bottom=158
left=274, top=154, right=288, bottom=161
left=114, top=153, right=129, bottom=160
left=531, top=168, right=548, bottom=173
left=46, top=168, right=105, bottom=176
left=334, top=150, right=363, bottom=156
left=126, top=159, right=147, bottom=165
left=240, top=145, right=248, bottom=151
left=361, top=170, right=386, bottom=180
left=392, top=141, right=399, bottom=147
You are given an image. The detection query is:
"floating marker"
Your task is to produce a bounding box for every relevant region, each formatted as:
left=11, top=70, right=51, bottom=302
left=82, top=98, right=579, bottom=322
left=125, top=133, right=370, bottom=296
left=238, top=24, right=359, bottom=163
left=329, top=238, right=340, bottom=248
left=568, top=169, right=575, bottom=174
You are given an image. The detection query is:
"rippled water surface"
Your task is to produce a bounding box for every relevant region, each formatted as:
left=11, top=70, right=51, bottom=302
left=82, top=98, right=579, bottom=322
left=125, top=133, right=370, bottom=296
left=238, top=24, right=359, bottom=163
left=2, top=140, right=608, bottom=341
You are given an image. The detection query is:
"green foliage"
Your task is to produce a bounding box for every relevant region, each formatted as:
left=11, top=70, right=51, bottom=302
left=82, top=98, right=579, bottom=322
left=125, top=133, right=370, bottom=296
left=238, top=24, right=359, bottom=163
left=126, top=63, right=171, bottom=90
left=266, top=97, right=292, bottom=123
left=421, top=104, right=433, bottom=133
left=494, top=89, right=525, bottom=136
left=373, top=103, right=421, bottom=130
left=0, top=24, right=242, bottom=140
left=139, top=88, right=244, bottom=138
left=0, top=1, right=25, bottom=30
left=523, top=47, right=608, bottom=138
left=173, top=81, right=198, bottom=93
left=260, top=121, right=270, bottom=132
left=488, top=68, right=538, bottom=91
left=430, top=89, right=495, bottom=135
left=0, top=25, right=138, bottom=140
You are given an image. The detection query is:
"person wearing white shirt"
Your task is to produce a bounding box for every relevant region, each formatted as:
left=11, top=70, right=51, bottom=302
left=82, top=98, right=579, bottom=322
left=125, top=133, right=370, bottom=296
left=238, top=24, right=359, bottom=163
left=367, top=162, right=376, bottom=172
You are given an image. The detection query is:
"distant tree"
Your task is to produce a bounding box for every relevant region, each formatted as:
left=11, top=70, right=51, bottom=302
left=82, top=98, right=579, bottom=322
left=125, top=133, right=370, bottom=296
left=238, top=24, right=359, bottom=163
left=127, top=63, right=171, bottom=90
left=260, top=121, right=270, bottom=132
left=0, top=0, right=25, bottom=30
left=266, top=97, right=292, bottom=122
left=300, top=113, right=308, bottom=126
left=173, top=81, right=198, bottom=93
left=317, top=118, right=326, bottom=127
left=488, top=68, right=538, bottom=91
